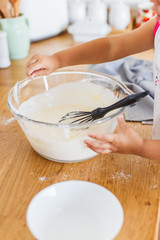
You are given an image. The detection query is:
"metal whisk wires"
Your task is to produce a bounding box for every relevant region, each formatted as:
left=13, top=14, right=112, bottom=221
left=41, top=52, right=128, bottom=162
left=59, top=91, right=149, bottom=125
left=59, top=110, right=98, bottom=124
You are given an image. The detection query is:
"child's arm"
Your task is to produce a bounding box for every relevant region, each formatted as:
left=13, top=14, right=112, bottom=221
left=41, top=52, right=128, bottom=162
left=26, top=18, right=156, bottom=78
left=84, top=116, right=160, bottom=161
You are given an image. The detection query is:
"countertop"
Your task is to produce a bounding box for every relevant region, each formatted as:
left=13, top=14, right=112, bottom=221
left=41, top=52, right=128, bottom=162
left=0, top=31, right=160, bottom=240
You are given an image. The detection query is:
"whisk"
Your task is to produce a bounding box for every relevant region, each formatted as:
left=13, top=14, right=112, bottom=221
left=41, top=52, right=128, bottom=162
left=59, top=91, right=149, bottom=124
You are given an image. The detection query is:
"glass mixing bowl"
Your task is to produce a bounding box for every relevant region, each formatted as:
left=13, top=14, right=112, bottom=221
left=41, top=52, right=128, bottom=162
left=7, top=71, right=132, bottom=163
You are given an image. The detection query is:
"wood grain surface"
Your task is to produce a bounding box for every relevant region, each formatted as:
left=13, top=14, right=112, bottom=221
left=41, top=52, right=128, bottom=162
left=0, top=32, right=159, bottom=240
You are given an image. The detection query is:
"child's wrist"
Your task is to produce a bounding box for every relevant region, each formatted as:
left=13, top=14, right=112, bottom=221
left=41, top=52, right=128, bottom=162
left=52, top=53, right=61, bottom=70
left=135, top=138, right=145, bottom=157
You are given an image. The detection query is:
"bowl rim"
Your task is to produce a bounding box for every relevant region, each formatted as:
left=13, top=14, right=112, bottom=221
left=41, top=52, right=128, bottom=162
left=7, top=70, right=133, bottom=129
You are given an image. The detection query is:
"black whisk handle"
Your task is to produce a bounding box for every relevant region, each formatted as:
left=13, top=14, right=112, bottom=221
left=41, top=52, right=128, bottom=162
left=92, top=91, right=149, bottom=119
left=111, top=91, right=149, bottom=108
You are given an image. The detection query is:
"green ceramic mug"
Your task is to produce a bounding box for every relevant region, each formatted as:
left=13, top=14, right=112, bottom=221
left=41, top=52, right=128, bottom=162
left=0, top=15, right=30, bottom=60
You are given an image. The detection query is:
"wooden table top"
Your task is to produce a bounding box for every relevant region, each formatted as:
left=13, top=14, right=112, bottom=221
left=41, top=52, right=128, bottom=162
left=0, top=32, right=160, bottom=240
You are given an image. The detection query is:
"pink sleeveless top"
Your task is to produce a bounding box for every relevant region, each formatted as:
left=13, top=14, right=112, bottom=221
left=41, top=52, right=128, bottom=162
left=154, top=20, right=160, bottom=37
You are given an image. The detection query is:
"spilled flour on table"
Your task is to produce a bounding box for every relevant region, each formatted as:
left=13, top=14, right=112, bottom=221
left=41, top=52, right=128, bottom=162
left=111, top=171, right=131, bottom=183
left=39, top=176, right=47, bottom=182
left=30, top=172, right=49, bottom=182
left=147, top=176, right=158, bottom=189
left=30, top=171, right=70, bottom=183
left=149, top=184, right=158, bottom=189
left=38, top=174, right=69, bottom=182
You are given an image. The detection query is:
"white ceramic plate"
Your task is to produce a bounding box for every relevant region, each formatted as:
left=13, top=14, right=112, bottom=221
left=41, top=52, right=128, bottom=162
left=26, top=180, right=124, bottom=240
left=68, top=20, right=112, bottom=42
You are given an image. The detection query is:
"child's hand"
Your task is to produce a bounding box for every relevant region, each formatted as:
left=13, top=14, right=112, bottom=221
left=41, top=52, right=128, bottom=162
left=26, top=54, right=59, bottom=79
left=84, top=115, right=143, bottom=155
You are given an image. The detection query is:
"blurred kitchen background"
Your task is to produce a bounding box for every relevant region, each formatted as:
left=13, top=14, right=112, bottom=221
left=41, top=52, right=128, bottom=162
left=18, top=0, right=155, bottom=42
left=0, top=0, right=156, bottom=63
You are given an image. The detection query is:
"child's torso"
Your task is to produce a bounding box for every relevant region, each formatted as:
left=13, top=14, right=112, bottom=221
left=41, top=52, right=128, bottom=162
left=153, top=21, right=160, bottom=139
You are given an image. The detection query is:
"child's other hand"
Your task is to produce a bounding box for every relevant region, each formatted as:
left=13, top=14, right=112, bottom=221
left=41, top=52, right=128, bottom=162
left=26, top=54, right=59, bottom=79
left=84, top=115, right=143, bottom=155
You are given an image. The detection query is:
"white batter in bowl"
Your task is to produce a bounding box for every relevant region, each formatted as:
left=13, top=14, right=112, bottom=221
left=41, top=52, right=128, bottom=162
left=7, top=71, right=132, bottom=163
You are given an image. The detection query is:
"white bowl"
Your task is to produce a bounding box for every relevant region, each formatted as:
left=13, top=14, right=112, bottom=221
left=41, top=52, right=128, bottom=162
left=26, top=180, right=124, bottom=240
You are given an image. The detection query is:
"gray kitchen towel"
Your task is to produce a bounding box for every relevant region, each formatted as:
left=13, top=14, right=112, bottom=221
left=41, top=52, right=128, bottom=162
left=88, top=56, right=154, bottom=122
